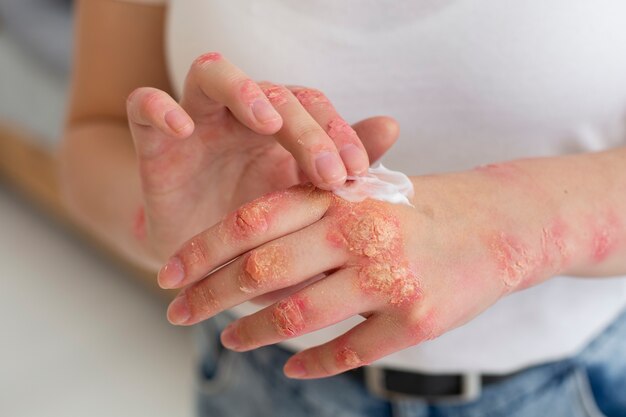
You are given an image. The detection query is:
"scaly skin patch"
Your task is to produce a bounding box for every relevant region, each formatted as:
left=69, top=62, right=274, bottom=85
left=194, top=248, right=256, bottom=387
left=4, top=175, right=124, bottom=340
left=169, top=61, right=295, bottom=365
left=240, top=79, right=259, bottom=106
left=240, top=244, right=289, bottom=292
left=593, top=229, right=612, bottom=262
left=540, top=217, right=569, bottom=273
left=489, top=232, right=537, bottom=288
left=328, top=198, right=420, bottom=305
left=589, top=210, right=622, bottom=263
left=194, top=52, right=222, bottom=67
left=261, top=85, right=289, bottom=107
left=272, top=296, right=307, bottom=336
left=187, top=287, right=220, bottom=316
left=360, top=264, right=420, bottom=305
left=335, top=346, right=363, bottom=368
left=295, top=89, right=329, bottom=107
left=327, top=118, right=355, bottom=141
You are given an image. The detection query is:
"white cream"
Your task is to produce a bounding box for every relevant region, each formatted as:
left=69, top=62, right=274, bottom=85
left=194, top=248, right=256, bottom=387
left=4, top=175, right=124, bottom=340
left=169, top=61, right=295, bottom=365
left=332, top=164, right=414, bottom=206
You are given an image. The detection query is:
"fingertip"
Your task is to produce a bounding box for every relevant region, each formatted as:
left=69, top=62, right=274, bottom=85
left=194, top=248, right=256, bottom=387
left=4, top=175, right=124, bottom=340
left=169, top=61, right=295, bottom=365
left=314, top=151, right=348, bottom=189
left=339, top=143, right=369, bottom=176
left=167, top=295, right=192, bottom=325
left=284, top=357, right=308, bottom=379
left=380, top=116, right=400, bottom=143
left=158, top=256, right=185, bottom=289
left=251, top=97, right=282, bottom=124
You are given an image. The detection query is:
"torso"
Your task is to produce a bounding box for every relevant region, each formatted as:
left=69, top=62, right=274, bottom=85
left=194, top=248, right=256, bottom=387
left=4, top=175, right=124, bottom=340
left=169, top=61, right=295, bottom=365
left=165, top=0, right=626, bottom=372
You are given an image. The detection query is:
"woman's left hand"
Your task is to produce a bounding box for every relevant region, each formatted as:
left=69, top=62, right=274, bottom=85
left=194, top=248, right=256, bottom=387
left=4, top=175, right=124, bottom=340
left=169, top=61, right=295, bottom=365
left=157, top=165, right=579, bottom=379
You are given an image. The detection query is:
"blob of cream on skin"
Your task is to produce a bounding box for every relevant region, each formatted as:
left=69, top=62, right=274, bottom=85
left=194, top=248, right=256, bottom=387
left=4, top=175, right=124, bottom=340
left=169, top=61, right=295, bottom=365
left=332, top=164, right=414, bottom=207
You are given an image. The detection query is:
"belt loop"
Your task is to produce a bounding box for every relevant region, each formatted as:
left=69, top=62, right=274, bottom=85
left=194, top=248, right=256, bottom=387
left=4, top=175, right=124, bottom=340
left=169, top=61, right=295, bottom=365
left=460, top=373, right=481, bottom=402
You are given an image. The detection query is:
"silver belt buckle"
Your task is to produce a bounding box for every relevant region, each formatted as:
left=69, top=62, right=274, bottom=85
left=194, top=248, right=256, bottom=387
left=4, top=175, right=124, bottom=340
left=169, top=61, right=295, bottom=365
left=363, top=366, right=482, bottom=404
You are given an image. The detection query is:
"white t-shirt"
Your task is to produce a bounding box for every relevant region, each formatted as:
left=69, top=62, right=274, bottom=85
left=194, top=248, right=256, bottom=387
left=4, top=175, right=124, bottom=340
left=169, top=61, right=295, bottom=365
left=119, top=0, right=626, bottom=373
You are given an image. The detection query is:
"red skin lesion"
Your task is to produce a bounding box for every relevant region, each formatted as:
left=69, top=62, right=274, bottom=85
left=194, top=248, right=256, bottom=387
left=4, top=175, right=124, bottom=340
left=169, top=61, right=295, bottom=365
left=194, top=52, right=223, bottom=66
left=335, top=345, right=364, bottom=368
left=294, top=89, right=329, bottom=107
left=272, top=295, right=307, bottom=337
left=327, top=118, right=356, bottom=142
left=327, top=198, right=421, bottom=306
left=540, top=217, right=570, bottom=272
left=261, top=84, right=289, bottom=107
left=487, top=232, right=538, bottom=290
left=240, top=79, right=260, bottom=106
left=590, top=209, right=622, bottom=263
left=240, top=244, right=289, bottom=292
left=132, top=206, right=146, bottom=241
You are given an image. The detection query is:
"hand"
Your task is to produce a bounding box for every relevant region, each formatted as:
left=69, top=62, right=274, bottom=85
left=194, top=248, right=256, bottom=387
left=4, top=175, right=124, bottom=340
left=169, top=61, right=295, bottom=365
left=159, top=167, right=568, bottom=379
left=125, top=52, right=399, bottom=262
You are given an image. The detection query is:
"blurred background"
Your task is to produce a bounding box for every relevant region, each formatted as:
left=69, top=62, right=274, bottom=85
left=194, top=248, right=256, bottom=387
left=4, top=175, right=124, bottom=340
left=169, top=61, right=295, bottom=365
left=0, top=1, right=195, bottom=416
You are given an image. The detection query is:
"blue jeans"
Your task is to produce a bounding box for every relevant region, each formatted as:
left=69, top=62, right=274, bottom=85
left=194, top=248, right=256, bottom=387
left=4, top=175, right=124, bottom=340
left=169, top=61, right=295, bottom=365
left=195, top=309, right=626, bottom=417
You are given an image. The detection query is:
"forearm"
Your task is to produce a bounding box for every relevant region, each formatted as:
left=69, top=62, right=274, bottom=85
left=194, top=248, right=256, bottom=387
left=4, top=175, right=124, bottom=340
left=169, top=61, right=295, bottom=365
left=60, top=120, right=159, bottom=270
left=506, top=147, right=626, bottom=277
left=410, top=146, right=626, bottom=287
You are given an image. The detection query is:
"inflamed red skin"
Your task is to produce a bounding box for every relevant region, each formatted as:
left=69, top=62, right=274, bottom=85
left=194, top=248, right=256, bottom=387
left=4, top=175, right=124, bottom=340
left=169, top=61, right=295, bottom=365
left=124, top=51, right=401, bottom=272
left=161, top=149, right=626, bottom=379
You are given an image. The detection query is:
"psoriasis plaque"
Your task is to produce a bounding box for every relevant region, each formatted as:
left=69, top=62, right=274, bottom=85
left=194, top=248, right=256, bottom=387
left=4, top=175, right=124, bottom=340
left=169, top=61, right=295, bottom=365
left=328, top=199, right=421, bottom=306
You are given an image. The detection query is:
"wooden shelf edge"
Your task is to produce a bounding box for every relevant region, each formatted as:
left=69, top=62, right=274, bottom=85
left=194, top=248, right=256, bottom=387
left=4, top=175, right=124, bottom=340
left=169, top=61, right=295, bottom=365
left=0, top=121, right=171, bottom=298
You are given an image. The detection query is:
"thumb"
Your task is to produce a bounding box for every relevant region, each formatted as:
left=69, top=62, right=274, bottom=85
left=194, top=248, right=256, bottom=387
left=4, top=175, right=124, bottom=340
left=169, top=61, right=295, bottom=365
left=352, top=116, right=400, bottom=164
left=126, top=87, right=195, bottom=160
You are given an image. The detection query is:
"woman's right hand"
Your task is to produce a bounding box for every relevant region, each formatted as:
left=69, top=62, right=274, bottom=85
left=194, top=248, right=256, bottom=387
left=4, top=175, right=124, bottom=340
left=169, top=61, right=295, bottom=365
left=125, top=52, right=399, bottom=263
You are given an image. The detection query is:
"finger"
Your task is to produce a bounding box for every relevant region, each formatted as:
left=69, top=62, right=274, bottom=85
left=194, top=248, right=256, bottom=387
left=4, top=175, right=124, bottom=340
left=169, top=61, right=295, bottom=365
left=180, top=52, right=282, bottom=135
left=219, top=268, right=379, bottom=351
left=157, top=184, right=332, bottom=289
left=351, top=117, right=400, bottom=164
left=290, top=87, right=369, bottom=177
left=283, top=312, right=438, bottom=379
left=126, top=87, right=195, bottom=158
left=166, top=218, right=350, bottom=326
left=258, top=82, right=348, bottom=190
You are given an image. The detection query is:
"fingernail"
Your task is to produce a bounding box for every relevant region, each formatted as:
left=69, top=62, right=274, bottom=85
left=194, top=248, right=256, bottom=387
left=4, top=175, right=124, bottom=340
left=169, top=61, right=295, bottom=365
left=340, top=144, right=368, bottom=175
left=221, top=323, right=242, bottom=350
left=284, top=358, right=308, bottom=378
left=158, top=257, right=185, bottom=289
left=251, top=99, right=281, bottom=124
left=167, top=295, right=191, bottom=325
left=165, top=109, right=193, bottom=133
left=315, top=152, right=347, bottom=186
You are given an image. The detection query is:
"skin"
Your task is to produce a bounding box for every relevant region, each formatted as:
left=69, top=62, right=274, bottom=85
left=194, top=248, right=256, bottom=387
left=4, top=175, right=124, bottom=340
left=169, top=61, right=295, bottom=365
left=60, top=0, right=400, bottom=270
left=60, top=0, right=626, bottom=383
left=161, top=148, right=626, bottom=379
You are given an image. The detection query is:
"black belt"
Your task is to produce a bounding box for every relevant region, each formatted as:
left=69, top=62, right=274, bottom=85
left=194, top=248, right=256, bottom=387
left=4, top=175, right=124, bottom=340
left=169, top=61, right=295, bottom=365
left=349, top=366, right=524, bottom=403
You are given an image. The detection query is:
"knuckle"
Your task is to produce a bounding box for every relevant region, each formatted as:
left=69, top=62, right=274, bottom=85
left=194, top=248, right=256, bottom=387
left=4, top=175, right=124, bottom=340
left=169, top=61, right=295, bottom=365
left=271, top=297, right=306, bottom=337
left=239, top=79, right=260, bottom=104
left=260, top=83, right=290, bottom=107
left=294, top=125, right=328, bottom=150
left=232, top=201, right=271, bottom=239
left=327, top=117, right=357, bottom=142
left=179, top=236, right=211, bottom=272
left=238, top=244, right=289, bottom=293
left=335, top=345, right=365, bottom=369
left=405, top=310, right=440, bottom=344
left=187, top=285, right=220, bottom=316
left=294, top=88, right=329, bottom=107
